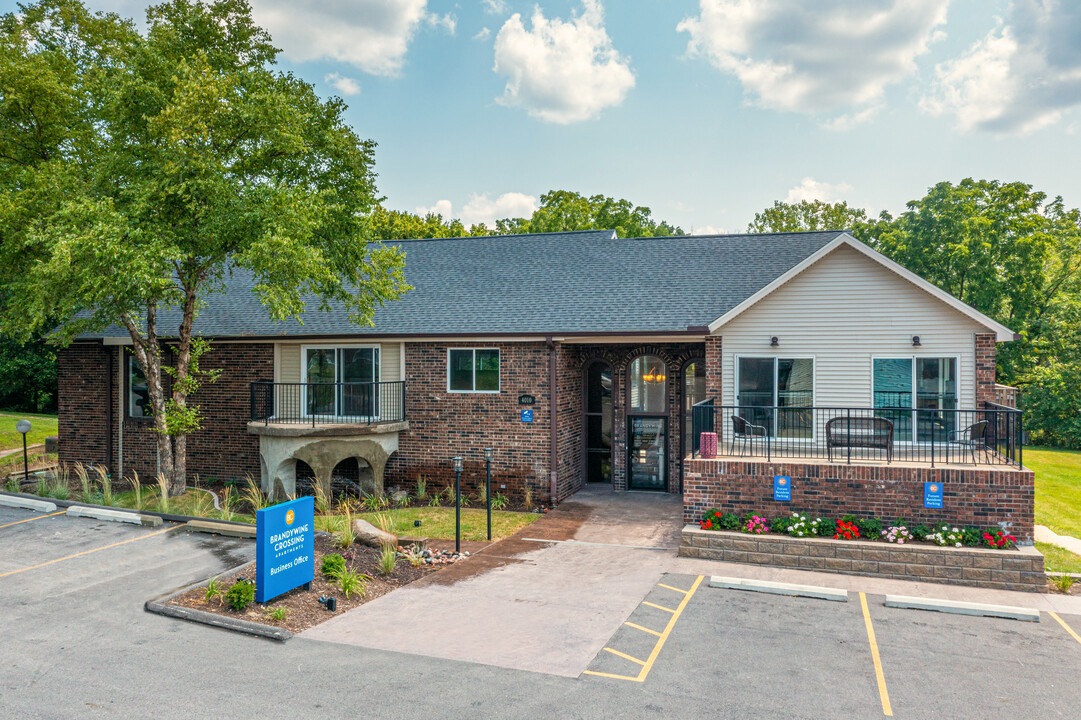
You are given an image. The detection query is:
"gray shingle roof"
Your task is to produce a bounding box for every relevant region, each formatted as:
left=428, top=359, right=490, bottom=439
left=79, top=229, right=845, bottom=339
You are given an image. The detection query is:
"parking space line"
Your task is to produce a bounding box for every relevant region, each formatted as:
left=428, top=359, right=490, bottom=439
left=0, top=510, right=66, bottom=529
left=624, top=621, right=662, bottom=637
left=859, top=592, right=894, bottom=717
left=604, top=647, right=646, bottom=666
left=584, top=575, right=704, bottom=683
left=0, top=525, right=180, bottom=579
left=657, top=583, right=689, bottom=595
left=1049, top=612, right=1081, bottom=646
left=642, top=601, right=676, bottom=613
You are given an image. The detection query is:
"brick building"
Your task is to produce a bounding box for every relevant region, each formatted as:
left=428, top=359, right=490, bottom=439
left=58, top=229, right=1033, bottom=539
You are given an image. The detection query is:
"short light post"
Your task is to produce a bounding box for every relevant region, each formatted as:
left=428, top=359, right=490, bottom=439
left=16, top=419, right=31, bottom=488
left=453, top=456, right=463, bottom=554
left=484, top=447, right=493, bottom=541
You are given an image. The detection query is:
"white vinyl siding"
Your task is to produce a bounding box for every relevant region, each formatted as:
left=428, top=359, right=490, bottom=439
left=276, top=342, right=399, bottom=383
left=717, top=244, right=984, bottom=410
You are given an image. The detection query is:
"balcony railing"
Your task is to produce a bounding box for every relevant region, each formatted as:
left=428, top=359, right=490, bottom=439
left=691, top=400, right=1022, bottom=467
left=250, top=381, right=406, bottom=426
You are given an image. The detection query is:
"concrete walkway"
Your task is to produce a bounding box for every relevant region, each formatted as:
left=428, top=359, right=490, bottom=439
left=1035, top=524, right=1081, bottom=557
left=301, top=485, right=684, bottom=677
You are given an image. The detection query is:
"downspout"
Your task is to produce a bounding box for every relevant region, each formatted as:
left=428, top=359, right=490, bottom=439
left=547, top=336, right=558, bottom=506
left=105, top=347, right=114, bottom=475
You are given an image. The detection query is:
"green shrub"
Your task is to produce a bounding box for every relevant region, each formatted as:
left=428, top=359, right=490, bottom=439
left=224, top=579, right=255, bottom=611
left=770, top=516, right=792, bottom=533
left=815, top=518, right=835, bottom=537
left=490, top=492, right=508, bottom=511
left=961, top=527, right=982, bottom=547
left=336, top=568, right=370, bottom=599
left=321, top=553, right=346, bottom=579
left=856, top=517, right=882, bottom=538
left=911, top=524, right=932, bottom=541
left=377, top=545, right=397, bottom=575
left=718, top=512, right=741, bottom=531
left=265, top=607, right=288, bottom=622
left=204, top=576, right=223, bottom=605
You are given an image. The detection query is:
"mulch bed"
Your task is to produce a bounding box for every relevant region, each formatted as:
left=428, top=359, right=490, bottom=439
left=1047, top=577, right=1081, bottom=595
left=169, top=535, right=452, bottom=634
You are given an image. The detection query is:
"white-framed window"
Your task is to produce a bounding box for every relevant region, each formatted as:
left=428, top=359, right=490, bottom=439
left=447, top=348, right=500, bottom=393
left=735, top=356, right=815, bottom=439
left=872, top=356, right=959, bottom=442
left=128, top=355, right=150, bottom=419
left=301, top=344, right=380, bottom=417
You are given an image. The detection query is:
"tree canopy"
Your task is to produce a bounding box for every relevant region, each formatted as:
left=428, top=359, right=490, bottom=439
left=747, top=199, right=870, bottom=234
left=0, top=0, right=409, bottom=492
left=499, top=190, right=684, bottom=237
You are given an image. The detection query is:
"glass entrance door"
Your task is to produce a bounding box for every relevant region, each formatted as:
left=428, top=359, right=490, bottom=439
left=628, top=417, right=667, bottom=491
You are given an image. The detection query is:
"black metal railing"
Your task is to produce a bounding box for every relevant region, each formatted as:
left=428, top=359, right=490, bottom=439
left=250, top=381, right=406, bottom=426
left=691, top=398, right=1022, bottom=467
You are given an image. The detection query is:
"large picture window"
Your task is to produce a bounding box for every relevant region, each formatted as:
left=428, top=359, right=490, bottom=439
left=737, top=357, right=814, bottom=438
left=448, top=348, right=500, bottom=393
left=628, top=355, right=667, bottom=414
left=303, top=346, right=380, bottom=417
left=873, top=357, right=958, bottom=441
left=128, top=355, right=150, bottom=419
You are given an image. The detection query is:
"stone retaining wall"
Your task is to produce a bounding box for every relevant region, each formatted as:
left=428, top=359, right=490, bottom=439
left=679, top=525, right=1046, bottom=592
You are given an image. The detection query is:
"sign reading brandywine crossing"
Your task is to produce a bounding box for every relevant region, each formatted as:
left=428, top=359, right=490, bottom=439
left=773, top=476, right=791, bottom=502
left=924, top=482, right=944, bottom=509
left=256, top=496, right=314, bottom=603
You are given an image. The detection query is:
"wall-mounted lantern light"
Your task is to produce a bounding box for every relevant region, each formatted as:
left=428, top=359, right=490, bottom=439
left=770, top=336, right=779, bottom=347
left=912, top=335, right=921, bottom=347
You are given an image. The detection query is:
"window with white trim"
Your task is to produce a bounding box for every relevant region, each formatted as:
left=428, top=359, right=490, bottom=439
left=448, top=348, right=500, bottom=393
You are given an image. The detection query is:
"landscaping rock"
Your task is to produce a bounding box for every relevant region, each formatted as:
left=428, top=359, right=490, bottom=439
left=352, top=518, right=397, bottom=548
left=390, top=490, right=409, bottom=504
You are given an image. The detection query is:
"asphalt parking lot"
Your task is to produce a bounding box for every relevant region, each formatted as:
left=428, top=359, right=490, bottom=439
left=2, top=504, right=1080, bottom=719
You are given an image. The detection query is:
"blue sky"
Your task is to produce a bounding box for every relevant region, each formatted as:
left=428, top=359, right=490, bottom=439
left=15, top=0, right=1081, bottom=233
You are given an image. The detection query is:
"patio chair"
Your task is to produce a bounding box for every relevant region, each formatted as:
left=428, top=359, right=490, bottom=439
left=948, top=420, right=990, bottom=465
left=730, top=415, right=767, bottom=457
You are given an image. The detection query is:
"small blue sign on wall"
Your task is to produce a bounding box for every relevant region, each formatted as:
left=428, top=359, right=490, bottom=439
left=521, top=408, right=533, bottom=423
left=256, top=495, right=314, bottom=603
left=924, top=482, right=944, bottom=509
left=773, top=475, right=792, bottom=502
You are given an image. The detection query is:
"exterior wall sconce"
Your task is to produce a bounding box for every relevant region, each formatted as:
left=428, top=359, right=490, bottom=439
left=912, top=336, right=921, bottom=347
left=770, top=336, right=779, bottom=347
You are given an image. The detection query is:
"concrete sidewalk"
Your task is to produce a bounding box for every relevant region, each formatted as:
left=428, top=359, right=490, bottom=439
left=1036, top=524, right=1081, bottom=558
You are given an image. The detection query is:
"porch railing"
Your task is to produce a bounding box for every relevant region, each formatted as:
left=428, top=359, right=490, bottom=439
left=250, top=381, right=406, bottom=426
left=690, top=399, right=1022, bottom=467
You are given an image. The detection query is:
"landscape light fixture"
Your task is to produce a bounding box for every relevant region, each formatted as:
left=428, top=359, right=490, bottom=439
left=770, top=336, right=779, bottom=347
left=912, top=335, right=921, bottom=347
left=16, top=419, right=31, bottom=487
left=318, top=595, right=337, bottom=612
left=453, top=456, right=463, bottom=553
left=484, top=448, right=494, bottom=541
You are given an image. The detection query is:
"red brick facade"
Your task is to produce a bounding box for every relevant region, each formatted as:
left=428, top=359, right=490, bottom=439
left=683, top=457, right=1035, bottom=542
left=975, top=332, right=998, bottom=406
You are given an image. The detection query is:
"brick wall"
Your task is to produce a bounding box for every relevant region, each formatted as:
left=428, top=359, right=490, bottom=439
left=556, top=344, right=583, bottom=502
left=58, top=342, right=270, bottom=483
left=704, top=336, right=722, bottom=401
left=975, top=332, right=997, bottom=406
left=386, top=342, right=553, bottom=503
left=683, top=457, right=1035, bottom=543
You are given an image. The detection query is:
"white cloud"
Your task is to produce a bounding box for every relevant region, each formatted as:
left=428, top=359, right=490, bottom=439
left=920, top=1, right=1081, bottom=134
left=691, top=225, right=726, bottom=235
left=426, top=12, right=457, bottom=34
left=493, top=1, right=635, bottom=124
left=785, top=178, right=854, bottom=203
left=473, top=27, right=492, bottom=41
left=324, top=73, right=361, bottom=96
left=415, top=199, right=455, bottom=218
left=483, top=0, right=508, bottom=14
left=678, top=0, right=947, bottom=124
left=249, top=0, right=437, bottom=76
left=415, top=193, right=538, bottom=227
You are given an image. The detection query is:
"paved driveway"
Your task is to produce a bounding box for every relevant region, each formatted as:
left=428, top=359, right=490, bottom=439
left=301, top=486, right=685, bottom=676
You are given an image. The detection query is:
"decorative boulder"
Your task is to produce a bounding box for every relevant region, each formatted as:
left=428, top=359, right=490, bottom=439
left=352, top=518, right=397, bottom=548
left=390, top=489, right=409, bottom=505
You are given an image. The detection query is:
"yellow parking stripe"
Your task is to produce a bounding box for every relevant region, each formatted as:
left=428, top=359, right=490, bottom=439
left=624, top=621, right=662, bottom=637
left=1049, top=612, right=1081, bottom=646
left=642, top=601, right=677, bottom=613
left=860, top=592, right=894, bottom=717
left=0, top=525, right=180, bottom=579
left=657, top=583, right=689, bottom=595
left=0, top=510, right=66, bottom=530
left=604, top=647, right=646, bottom=666
left=584, top=575, right=705, bottom=683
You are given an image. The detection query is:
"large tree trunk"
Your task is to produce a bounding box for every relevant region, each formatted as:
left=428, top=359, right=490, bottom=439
left=121, top=302, right=176, bottom=492
left=165, top=279, right=200, bottom=496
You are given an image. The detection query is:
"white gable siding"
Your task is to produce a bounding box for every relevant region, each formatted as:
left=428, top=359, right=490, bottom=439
left=717, top=244, right=985, bottom=409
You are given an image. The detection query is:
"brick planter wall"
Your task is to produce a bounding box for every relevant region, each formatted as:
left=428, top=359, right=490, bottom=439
left=680, top=526, right=1046, bottom=592
left=683, top=458, right=1035, bottom=543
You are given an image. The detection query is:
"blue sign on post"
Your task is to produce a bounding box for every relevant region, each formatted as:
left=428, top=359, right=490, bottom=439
left=773, top=475, right=792, bottom=502
left=924, top=482, right=944, bottom=509
left=256, top=496, right=315, bottom=603
left=521, top=408, right=533, bottom=423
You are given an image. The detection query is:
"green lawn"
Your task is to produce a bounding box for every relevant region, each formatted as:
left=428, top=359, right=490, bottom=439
left=1035, top=542, right=1081, bottom=575
left=0, top=411, right=58, bottom=451
left=319, top=506, right=540, bottom=542
left=1024, top=447, right=1081, bottom=539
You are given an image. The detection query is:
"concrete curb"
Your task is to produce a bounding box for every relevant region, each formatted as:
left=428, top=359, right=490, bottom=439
left=884, top=594, right=1040, bottom=622
left=0, top=491, right=253, bottom=527
left=186, top=520, right=257, bottom=538
left=0, top=494, right=57, bottom=513
left=66, top=506, right=162, bottom=527
left=144, top=561, right=291, bottom=642
left=710, top=575, right=849, bottom=602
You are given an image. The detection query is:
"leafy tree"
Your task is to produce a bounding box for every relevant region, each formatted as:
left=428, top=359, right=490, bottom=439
left=0, top=338, right=57, bottom=413
left=0, top=0, right=408, bottom=494
left=497, top=190, right=684, bottom=237
left=367, top=205, right=490, bottom=240
left=747, top=199, right=870, bottom=234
